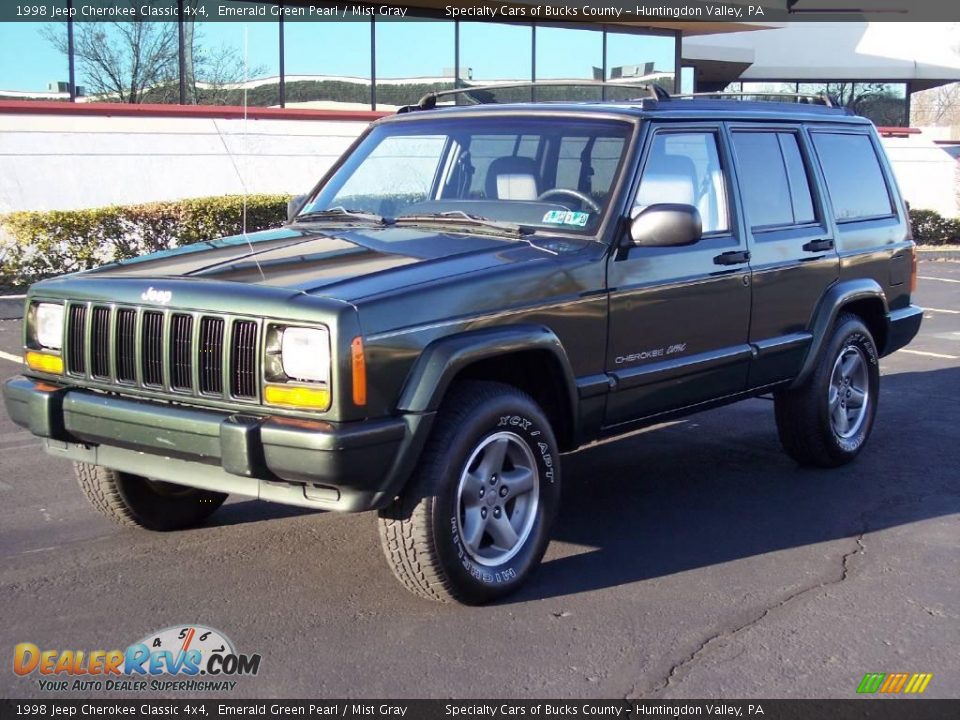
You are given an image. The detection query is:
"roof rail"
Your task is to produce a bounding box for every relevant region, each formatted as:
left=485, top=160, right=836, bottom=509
left=672, top=91, right=836, bottom=107
left=398, top=80, right=671, bottom=113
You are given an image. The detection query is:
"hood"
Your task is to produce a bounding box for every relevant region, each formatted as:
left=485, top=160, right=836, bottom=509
left=83, top=224, right=578, bottom=302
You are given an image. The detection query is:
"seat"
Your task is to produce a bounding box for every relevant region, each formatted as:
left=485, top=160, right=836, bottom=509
left=485, top=156, right=540, bottom=201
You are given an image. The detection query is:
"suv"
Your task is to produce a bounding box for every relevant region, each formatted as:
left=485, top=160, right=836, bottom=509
left=3, top=88, right=923, bottom=604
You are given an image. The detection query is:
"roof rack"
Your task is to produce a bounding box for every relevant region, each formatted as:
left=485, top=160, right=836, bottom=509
left=398, top=80, right=671, bottom=113
left=672, top=91, right=836, bottom=107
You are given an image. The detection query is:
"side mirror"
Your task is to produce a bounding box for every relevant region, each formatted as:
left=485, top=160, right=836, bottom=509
left=629, top=203, right=702, bottom=248
left=287, top=194, right=308, bottom=222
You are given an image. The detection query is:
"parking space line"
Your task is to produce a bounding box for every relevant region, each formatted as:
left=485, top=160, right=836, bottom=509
left=898, top=349, right=959, bottom=360
left=919, top=276, right=960, bottom=284
left=924, top=307, right=960, bottom=315
left=0, top=350, right=22, bottom=364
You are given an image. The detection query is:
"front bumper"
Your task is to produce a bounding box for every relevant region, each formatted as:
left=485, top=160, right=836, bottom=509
left=3, top=376, right=432, bottom=512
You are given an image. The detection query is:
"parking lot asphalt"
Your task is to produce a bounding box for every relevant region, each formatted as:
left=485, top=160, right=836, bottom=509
left=0, top=261, right=957, bottom=700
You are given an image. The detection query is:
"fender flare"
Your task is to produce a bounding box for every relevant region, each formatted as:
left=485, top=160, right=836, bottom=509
left=397, top=324, right=579, bottom=421
left=791, top=278, right=888, bottom=388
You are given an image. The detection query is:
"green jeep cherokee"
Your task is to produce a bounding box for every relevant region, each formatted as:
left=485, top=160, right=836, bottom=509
left=3, top=90, right=923, bottom=604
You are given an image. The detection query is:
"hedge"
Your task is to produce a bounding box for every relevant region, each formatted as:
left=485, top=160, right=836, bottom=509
left=1, top=196, right=958, bottom=289
left=908, top=208, right=960, bottom=246
left=0, top=194, right=290, bottom=287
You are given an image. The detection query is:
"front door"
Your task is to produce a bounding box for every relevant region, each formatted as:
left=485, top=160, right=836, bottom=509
left=604, top=125, right=752, bottom=428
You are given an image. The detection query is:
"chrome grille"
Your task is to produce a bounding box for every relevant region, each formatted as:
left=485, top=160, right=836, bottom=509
left=66, top=305, right=86, bottom=375
left=230, top=320, right=258, bottom=400
left=199, top=317, right=225, bottom=395
left=63, top=303, right=260, bottom=403
left=115, top=308, right=136, bottom=383
left=170, top=314, right=194, bottom=392
left=141, top=311, right=164, bottom=387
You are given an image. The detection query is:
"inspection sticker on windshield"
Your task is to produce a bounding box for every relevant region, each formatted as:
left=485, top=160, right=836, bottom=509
left=542, top=210, right=590, bottom=227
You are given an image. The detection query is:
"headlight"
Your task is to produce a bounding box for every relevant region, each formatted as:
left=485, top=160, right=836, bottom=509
left=35, top=303, right=64, bottom=350
left=280, top=327, right=330, bottom=383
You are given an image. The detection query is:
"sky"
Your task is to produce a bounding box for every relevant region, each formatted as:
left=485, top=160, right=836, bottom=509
left=0, top=19, right=676, bottom=92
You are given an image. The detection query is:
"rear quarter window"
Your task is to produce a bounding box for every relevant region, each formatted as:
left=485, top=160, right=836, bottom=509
left=811, top=132, right=893, bottom=222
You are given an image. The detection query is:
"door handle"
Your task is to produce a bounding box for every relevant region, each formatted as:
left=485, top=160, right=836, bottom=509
left=713, top=250, right=751, bottom=266
left=802, top=239, right=835, bottom=253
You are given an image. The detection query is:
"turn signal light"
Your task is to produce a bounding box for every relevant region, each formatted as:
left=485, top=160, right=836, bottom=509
left=910, top=252, right=918, bottom=293
left=351, top=337, right=367, bottom=407
left=25, top=351, right=63, bottom=375
left=264, top=384, right=330, bottom=410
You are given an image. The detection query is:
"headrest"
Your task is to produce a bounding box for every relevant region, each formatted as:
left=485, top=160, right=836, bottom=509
left=635, top=153, right=698, bottom=208
left=485, top=156, right=540, bottom=200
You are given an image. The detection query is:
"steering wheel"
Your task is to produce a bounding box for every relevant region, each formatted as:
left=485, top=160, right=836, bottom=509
left=537, top=188, right=602, bottom=213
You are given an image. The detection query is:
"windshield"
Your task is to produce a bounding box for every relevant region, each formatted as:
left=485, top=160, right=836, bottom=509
left=300, top=117, right=634, bottom=234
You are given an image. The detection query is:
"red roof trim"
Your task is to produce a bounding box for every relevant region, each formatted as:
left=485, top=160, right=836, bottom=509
left=876, top=126, right=922, bottom=137
left=0, top=99, right=388, bottom=122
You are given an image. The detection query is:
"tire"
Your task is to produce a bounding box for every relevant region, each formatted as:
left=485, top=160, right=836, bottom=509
left=378, top=381, right=561, bottom=604
left=774, top=313, right=880, bottom=468
left=74, top=462, right=227, bottom=531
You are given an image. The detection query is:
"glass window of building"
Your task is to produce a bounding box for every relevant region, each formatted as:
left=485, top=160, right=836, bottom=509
left=190, top=10, right=281, bottom=107
left=0, top=13, right=70, bottom=100
left=374, top=18, right=455, bottom=111
left=284, top=11, right=372, bottom=110
left=799, top=82, right=908, bottom=125
left=534, top=26, right=603, bottom=101
left=458, top=22, right=532, bottom=103
left=741, top=81, right=800, bottom=101
left=605, top=30, right=676, bottom=99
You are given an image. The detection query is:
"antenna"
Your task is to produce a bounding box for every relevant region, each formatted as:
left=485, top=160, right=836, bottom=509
left=239, top=25, right=264, bottom=281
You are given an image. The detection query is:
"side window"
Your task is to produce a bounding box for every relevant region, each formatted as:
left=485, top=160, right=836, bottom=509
left=811, top=132, right=893, bottom=221
left=732, top=131, right=816, bottom=229
left=634, top=132, right=729, bottom=234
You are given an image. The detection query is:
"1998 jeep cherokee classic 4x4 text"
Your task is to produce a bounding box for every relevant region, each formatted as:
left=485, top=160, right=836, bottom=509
left=3, top=88, right=923, bottom=603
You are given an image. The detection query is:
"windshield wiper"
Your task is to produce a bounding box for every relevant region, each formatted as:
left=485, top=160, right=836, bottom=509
left=393, top=211, right=532, bottom=238
left=294, top=206, right=388, bottom=225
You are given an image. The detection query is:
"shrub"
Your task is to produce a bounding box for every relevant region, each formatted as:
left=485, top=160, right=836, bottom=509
left=0, top=194, right=290, bottom=286
left=909, top=208, right=960, bottom=246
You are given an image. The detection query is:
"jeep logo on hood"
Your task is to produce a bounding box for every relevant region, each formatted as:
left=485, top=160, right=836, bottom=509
left=140, top=287, right=173, bottom=305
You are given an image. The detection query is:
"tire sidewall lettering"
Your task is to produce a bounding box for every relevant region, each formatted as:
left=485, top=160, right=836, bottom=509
left=440, top=407, right=559, bottom=591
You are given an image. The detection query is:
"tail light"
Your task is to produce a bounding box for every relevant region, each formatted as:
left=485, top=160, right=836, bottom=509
left=910, top=252, right=918, bottom=293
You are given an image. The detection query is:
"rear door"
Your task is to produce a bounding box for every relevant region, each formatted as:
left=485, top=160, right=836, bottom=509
left=604, top=123, right=752, bottom=427
left=726, top=123, right=839, bottom=387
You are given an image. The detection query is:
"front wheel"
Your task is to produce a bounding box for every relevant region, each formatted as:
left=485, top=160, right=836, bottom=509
left=378, top=381, right=561, bottom=604
left=774, top=313, right=880, bottom=467
left=74, top=463, right=227, bottom=531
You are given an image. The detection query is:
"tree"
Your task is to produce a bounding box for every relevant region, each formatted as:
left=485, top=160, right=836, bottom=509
left=43, top=2, right=179, bottom=103
left=43, top=1, right=266, bottom=105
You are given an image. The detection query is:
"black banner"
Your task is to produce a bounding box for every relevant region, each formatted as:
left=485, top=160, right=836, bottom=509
left=1, top=0, right=959, bottom=23
left=2, top=700, right=960, bottom=720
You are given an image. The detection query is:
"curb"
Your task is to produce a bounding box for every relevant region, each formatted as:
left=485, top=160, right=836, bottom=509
left=917, top=246, right=960, bottom=262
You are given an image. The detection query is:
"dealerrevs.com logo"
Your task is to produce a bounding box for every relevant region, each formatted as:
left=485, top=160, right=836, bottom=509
left=13, top=625, right=261, bottom=693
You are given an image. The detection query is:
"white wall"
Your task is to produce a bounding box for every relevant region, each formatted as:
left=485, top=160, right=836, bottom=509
left=880, top=135, right=960, bottom=218
left=1, top=109, right=956, bottom=220
left=0, top=112, right=370, bottom=213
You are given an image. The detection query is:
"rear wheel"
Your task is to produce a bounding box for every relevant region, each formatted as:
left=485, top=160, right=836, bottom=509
left=378, top=381, right=561, bottom=604
left=774, top=313, right=880, bottom=467
left=74, top=462, right=227, bottom=531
